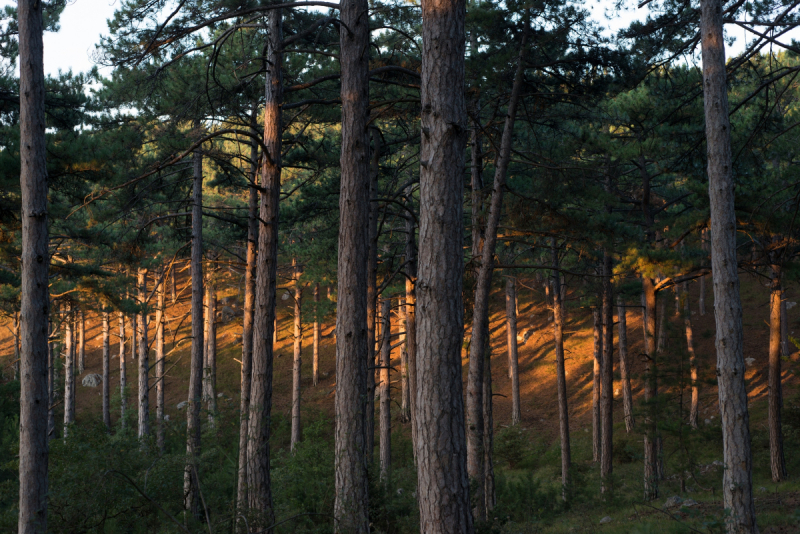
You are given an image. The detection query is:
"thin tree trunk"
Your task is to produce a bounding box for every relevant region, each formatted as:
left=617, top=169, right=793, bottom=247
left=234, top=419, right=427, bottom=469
left=405, top=201, right=418, bottom=451
left=643, top=277, right=659, bottom=501
left=102, top=311, right=111, bottom=431
left=313, top=282, right=320, bottom=387
left=137, top=267, right=150, bottom=440
left=78, top=308, right=85, bottom=374
left=552, top=243, right=570, bottom=500
left=592, top=308, right=601, bottom=463
left=379, top=298, right=391, bottom=481
left=237, top=126, right=259, bottom=512
left=17, top=2, right=49, bottom=528
left=246, top=10, right=281, bottom=526
left=13, top=312, right=20, bottom=380
left=483, top=347, right=495, bottom=516
left=129, top=313, right=136, bottom=361
left=769, top=264, right=787, bottom=482
left=63, top=304, right=75, bottom=437
left=171, top=265, right=177, bottom=304
left=156, top=268, right=166, bottom=452
left=184, top=144, right=205, bottom=518
left=399, top=298, right=410, bottom=423
left=682, top=284, right=699, bottom=429
left=781, top=299, right=789, bottom=357
left=365, top=129, right=381, bottom=468
left=601, top=251, right=613, bottom=493
left=465, top=30, right=527, bottom=520
left=506, top=277, right=521, bottom=425
left=700, top=228, right=708, bottom=316
left=206, top=265, right=217, bottom=425
left=119, top=311, right=127, bottom=429
left=701, top=0, right=758, bottom=529
left=656, top=298, right=667, bottom=353
left=415, top=0, right=473, bottom=527
left=291, top=259, right=303, bottom=451
left=617, top=297, right=634, bottom=433
left=47, top=326, right=55, bottom=442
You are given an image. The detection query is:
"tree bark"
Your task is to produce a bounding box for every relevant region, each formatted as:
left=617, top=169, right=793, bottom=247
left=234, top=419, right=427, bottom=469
left=482, top=348, right=495, bottom=516
left=184, top=145, right=205, bottom=518
left=601, top=252, right=613, bottom=493
left=63, top=304, right=75, bottom=437
left=769, top=264, right=787, bottom=482
left=781, top=298, right=789, bottom=358
left=365, top=129, right=381, bottom=468
left=78, top=308, right=85, bottom=375
left=291, top=259, right=303, bottom=452
left=313, top=282, right=320, bottom=387
left=465, top=30, right=527, bottom=519
left=701, top=1, right=758, bottom=530
left=246, top=9, right=281, bottom=527
left=682, top=284, right=699, bottom=429
left=700, top=229, right=708, bottom=316
left=552, top=244, right=570, bottom=500
left=119, top=311, right=127, bottom=430
left=47, top=318, right=55, bottom=442
left=592, top=308, right=601, bottom=463
left=405, top=201, right=418, bottom=450
left=617, top=297, right=634, bottom=433
left=18, top=0, right=49, bottom=525
left=379, top=298, right=391, bottom=481
left=102, top=311, right=111, bottom=431
left=399, top=298, right=410, bottom=423
left=643, top=277, right=658, bottom=501
left=156, top=268, right=166, bottom=452
left=506, top=277, right=521, bottom=425
left=205, top=264, right=218, bottom=425
left=237, top=126, right=260, bottom=512
left=13, top=312, right=20, bottom=380
left=137, top=267, right=150, bottom=440
left=334, top=0, right=371, bottom=528
left=415, top=0, right=473, bottom=528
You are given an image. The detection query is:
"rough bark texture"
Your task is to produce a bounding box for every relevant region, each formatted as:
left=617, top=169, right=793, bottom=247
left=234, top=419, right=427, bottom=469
left=18, top=0, right=49, bottom=527
left=78, top=309, right=85, bottom=374
left=682, top=284, right=699, bottom=429
left=643, top=278, right=658, bottom=501
left=313, top=282, right=320, bottom=387
left=237, top=131, right=259, bottom=511
left=184, top=147, right=205, bottom=517
left=205, top=266, right=218, bottom=424
left=13, top=313, right=20, bottom=380
left=617, top=297, right=634, bottom=433
left=291, top=259, right=303, bottom=451
left=482, top=348, right=496, bottom=516
left=600, top=253, right=613, bottom=492
left=137, top=267, right=150, bottom=439
left=404, top=205, right=418, bottom=450
left=592, top=309, right=601, bottom=463
left=552, top=245, right=570, bottom=499
left=769, top=264, right=787, bottom=482
left=379, top=298, right=392, bottom=481
left=365, top=129, right=381, bottom=468
left=399, top=298, right=410, bottom=423
left=334, top=0, right=371, bottom=529
left=465, top=34, right=527, bottom=518
left=701, top=0, right=758, bottom=530
left=700, top=229, right=708, bottom=316
left=64, top=304, right=75, bottom=436
left=506, top=277, right=521, bottom=425
left=102, top=311, right=111, bottom=431
left=415, top=0, right=473, bottom=528
left=156, top=269, right=166, bottom=452
left=119, top=312, right=127, bottom=429
left=246, top=10, right=281, bottom=527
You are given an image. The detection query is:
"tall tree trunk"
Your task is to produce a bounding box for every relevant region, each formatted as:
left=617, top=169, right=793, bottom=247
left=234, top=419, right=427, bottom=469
left=592, top=308, right=601, bottom=463
left=379, top=298, right=392, bottom=481
left=769, top=263, right=787, bottom=482
left=119, top=311, right=127, bottom=429
left=171, top=265, right=177, bottom=305
left=184, top=145, right=205, bottom=518
left=656, top=298, right=667, bottom=353
left=205, top=265, right=218, bottom=425
left=313, top=282, right=320, bottom=387
left=237, top=126, right=260, bottom=512
left=465, top=31, right=527, bottom=520
left=700, top=228, right=708, bottom=316
left=701, top=1, right=758, bottom=530
left=482, top=348, right=495, bottom=516
left=47, top=324, right=55, bottom=442
left=63, top=304, right=75, bottom=437
left=78, top=308, right=85, bottom=374
left=399, top=298, right=410, bottom=423
left=617, top=297, right=634, bottom=433
left=102, top=311, right=111, bottom=431
left=334, top=0, right=371, bottom=528
left=13, top=312, right=20, bottom=380
left=291, top=259, right=303, bottom=451
left=18, top=1, right=49, bottom=522
left=246, top=9, right=281, bottom=527
left=129, top=313, right=137, bottom=361
left=156, top=268, right=166, bottom=452
left=643, top=278, right=659, bottom=501
left=601, top=252, right=613, bottom=493
left=682, top=284, right=699, bottom=429
left=506, top=277, right=521, bottom=425
left=404, top=201, right=418, bottom=451
left=552, top=244, right=570, bottom=500
left=781, top=299, right=789, bottom=357
left=365, top=129, right=381, bottom=468
left=137, top=267, right=150, bottom=440
left=415, top=0, right=473, bottom=528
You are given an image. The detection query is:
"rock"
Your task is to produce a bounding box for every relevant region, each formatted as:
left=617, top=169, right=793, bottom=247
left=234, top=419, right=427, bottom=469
left=599, top=516, right=612, bottom=524
left=81, top=374, right=102, bottom=387
left=164, top=414, right=170, bottom=422
left=177, top=401, right=188, bottom=410
left=704, top=419, right=711, bottom=425
left=712, top=460, right=723, bottom=467
left=682, top=499, right=698, bottom=508
left=745, top=357, right=755, bottom=367
left=663, top=496, right=682, bottom=509
left=282, top=291, right=290, bottom=301
left=217, top=392, right=224, bottom=398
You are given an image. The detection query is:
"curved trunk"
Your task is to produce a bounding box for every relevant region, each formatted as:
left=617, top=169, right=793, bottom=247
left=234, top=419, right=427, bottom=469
left=379, top=298, right=392, bottom=481
left=617, top=297, right=634, bottom=432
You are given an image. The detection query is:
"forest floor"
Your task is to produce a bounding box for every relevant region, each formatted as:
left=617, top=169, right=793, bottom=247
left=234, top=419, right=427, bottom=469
left=2, top=271, right=800, bottom=533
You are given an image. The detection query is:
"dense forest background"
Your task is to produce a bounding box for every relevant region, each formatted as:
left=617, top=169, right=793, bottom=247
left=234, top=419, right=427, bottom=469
left=4, top=0, right=800, bottom=532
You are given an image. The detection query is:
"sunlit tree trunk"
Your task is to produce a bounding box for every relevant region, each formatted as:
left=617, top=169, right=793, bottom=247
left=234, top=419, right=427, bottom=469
left=399, top=298, right=410, bottom=423
left=405, top=198, right=418, bottom=450
left=600, top=251, right=613, bottom=493
left=13, top=312, right=20, bottom=380
left=643, top=278, right=658, bottom=501
left=63, top=303, right=75, bottom=438
left=506, top=277, right=521, bottom=425
left=102, top=311, right=111, bottom=431
left=119, top=311, right=127, bottom=429
left=137, top=267, right=150, bottom=440
left=617, top=296, right=634, bottom=433
left=592, top=308, right=601, bottom=463
left=681, top=284, right=699, bottom=429
left=701, top=0, right=758, bottom=529
left=769, top=263, right=787, bottom=482
left=78, top=308, right=85, bottom=374
left=313, top=282, right=320, bottom=387
left=552, top=244, right=570, bottom=500
left=379, top=298, right=392, bottom=481
left=155, top=268, right=166, bottom=452
left=291, top=259, right=303, bottom=451
left=205, top=264, right=218, bottom=426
